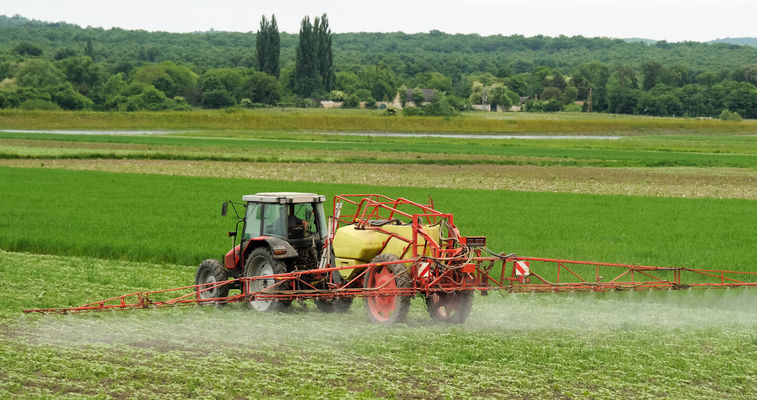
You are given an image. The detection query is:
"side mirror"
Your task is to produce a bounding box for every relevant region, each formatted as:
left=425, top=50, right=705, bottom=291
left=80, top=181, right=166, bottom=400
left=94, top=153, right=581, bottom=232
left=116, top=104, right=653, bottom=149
left=221, top=202, right=228, bottom=216
left=228, top=231, right=237, bottom=237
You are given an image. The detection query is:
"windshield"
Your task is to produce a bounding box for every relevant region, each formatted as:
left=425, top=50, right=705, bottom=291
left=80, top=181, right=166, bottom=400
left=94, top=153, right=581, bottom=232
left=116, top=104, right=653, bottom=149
left=245, top=201, right=327, bottom=240
left=261, top=204, right=287, bottom=239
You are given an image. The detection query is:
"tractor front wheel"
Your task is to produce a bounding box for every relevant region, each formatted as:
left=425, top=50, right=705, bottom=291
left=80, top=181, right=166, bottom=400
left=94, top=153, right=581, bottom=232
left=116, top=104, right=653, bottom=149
left=363, top=254, right=411, bottom=324
left=244, top=247, right=290, bottom=312
left=194, top=259, right=229, bottom=305
left=425, top=291, right=473, bottom=324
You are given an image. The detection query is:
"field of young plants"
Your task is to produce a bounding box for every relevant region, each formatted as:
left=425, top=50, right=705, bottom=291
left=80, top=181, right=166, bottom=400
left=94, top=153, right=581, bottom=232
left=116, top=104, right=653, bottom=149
left=1, top=251, right=755, bottom=399
left=1, top=110, right=756, bottom=399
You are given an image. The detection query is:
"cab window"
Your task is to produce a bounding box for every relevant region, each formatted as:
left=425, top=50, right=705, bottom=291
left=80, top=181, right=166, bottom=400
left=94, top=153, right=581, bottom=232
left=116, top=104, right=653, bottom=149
left=293, top=203, right=317, bottom=236
left=262, top=204, right=287, bottom=239
left=243, top=203, right=262, bottom=240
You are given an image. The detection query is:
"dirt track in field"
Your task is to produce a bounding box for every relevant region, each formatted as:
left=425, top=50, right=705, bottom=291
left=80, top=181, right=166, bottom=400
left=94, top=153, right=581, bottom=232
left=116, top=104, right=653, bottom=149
left=2, top=158, right=755, bottom=199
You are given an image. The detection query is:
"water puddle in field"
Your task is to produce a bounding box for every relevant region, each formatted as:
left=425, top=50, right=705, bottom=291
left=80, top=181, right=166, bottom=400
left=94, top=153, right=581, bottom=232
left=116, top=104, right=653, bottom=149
left=1, top=129, right=190, bottom=135
left=320, top=132, right=623, bottom=140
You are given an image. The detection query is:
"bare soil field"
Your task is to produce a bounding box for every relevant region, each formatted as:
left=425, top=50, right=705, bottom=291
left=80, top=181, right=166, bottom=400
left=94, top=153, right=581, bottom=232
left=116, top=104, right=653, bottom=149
left=3, top=158, right=755, bottom=199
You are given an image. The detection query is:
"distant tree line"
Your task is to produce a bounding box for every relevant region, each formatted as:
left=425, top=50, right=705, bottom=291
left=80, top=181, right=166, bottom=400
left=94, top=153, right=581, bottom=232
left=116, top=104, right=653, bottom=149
left=0, top=14, right=756, bottom=118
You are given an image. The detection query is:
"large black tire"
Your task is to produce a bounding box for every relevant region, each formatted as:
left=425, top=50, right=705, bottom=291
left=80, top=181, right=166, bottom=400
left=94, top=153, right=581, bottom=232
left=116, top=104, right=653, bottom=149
left=244, top=247, right=290, bottom=312
left=363, top=253, right=411, bottom=324
left=314, top=271, right=353, bottom=313
left=194, top=259, right=229, bottom=304
left=425, top=291, right=474, bottom=324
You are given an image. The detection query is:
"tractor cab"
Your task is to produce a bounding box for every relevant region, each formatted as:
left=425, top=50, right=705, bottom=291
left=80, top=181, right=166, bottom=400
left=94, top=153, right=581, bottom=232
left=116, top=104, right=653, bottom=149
left=240, top=192, right=328, bottom=242
left=221, top=192, right=329, bottom=274
left=199, top=192, right=351, bottom=313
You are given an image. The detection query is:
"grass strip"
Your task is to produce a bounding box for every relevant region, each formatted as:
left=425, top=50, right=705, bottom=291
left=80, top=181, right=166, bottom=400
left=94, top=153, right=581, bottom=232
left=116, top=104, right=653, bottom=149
left=3, top=133, right=757, bottom=169
left=2, top=109, right=757, bottom=134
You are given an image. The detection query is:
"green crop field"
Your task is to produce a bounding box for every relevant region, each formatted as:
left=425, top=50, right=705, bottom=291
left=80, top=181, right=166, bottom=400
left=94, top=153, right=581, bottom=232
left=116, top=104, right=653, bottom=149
left=2, top=167, right=756, bottom=271
left=1, top=251, right=755, bottom=399
left=1, top=111, right=756, bottom=399
left=4, top=127, right=756, bottom=201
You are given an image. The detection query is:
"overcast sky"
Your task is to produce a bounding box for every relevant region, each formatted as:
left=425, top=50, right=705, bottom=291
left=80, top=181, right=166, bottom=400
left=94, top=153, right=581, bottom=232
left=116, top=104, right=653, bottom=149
left=1, top=0, right=754, bottom=42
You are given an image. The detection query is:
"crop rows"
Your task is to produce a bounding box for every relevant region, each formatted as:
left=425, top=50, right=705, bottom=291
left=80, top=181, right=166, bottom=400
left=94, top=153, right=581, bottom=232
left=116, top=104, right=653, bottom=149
left=1, top=166, right=755, bottom=272
left=2, top=251, right=756, bottom=399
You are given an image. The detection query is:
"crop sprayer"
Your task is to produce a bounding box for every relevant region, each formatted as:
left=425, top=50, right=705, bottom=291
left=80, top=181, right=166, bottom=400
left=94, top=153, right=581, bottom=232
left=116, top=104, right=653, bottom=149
left=24, top=193, right=757, bottom=324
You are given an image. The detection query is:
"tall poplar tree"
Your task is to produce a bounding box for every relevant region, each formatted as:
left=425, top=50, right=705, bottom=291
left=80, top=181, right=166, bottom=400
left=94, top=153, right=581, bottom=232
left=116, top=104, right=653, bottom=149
left=293, top=13, right=335, bottom=97
left=293, top=16, right=321, bottom=97
left=256, top=14, right=280, bottom=77
left=315, top=14, right=335, bottom=92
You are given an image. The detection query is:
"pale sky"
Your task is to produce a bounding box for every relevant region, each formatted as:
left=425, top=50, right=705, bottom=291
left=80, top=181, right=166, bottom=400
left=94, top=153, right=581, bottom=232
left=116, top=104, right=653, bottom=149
left=1, top=0, right=754, bottom=42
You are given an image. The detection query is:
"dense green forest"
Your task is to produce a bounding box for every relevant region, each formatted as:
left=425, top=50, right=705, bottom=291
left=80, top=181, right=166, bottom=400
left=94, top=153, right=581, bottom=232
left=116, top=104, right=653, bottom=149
left=1, top=14, right=756, bottom=118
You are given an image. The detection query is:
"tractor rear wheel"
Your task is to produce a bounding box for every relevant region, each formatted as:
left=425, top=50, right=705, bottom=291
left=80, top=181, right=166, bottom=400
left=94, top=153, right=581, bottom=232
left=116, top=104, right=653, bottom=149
left=425, top=291, right=474, bottom=324
left=194, top=259, right=229, bottom=305
left=363, top=253, right=411, bottom=324
left=244, top=247, right=290, bottom=312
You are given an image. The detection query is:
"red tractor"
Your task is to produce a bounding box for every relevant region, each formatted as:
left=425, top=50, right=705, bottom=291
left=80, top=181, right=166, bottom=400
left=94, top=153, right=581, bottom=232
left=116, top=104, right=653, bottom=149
left=195, top=192, right=351, bottom=313
left=195, top=192, right=490, bottom=324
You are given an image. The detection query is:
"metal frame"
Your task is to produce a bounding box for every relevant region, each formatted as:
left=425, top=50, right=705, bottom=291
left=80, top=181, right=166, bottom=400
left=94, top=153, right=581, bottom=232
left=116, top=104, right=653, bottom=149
left=23, top=255, right=756, bottom=314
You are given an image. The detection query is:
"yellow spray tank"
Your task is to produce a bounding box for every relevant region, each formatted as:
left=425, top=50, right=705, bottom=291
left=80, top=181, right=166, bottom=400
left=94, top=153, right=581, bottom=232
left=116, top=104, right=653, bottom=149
left=332, top=222, right=441, bottom=279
